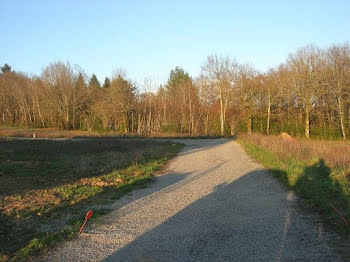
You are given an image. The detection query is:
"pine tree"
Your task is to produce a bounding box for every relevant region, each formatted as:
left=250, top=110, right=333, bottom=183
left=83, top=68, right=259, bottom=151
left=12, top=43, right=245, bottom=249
left=1, top=63, right=11, bottom=73
left=103, top=77, right=111, bottom=88
left=166, top=66, right=190, bottom=91
left=89, top=74, right=100, bottom=88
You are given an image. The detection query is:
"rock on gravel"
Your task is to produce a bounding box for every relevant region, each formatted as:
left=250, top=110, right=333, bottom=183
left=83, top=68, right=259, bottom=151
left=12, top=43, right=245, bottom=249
left=40, top=139, right=345, bottom=262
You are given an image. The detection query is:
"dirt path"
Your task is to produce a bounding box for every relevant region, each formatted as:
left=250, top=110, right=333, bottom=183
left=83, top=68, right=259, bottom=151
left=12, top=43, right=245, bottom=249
left=41, top=139, right=345, bottom=261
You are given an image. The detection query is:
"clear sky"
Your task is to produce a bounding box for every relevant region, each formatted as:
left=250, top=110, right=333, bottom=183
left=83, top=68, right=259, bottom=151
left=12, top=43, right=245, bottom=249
left=1, top=0, right=349, bottom=88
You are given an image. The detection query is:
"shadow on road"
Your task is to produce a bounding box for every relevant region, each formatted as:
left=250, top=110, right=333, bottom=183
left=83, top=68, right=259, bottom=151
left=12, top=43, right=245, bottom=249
left=102, top=166, right=344, bottom=262
left=0, top=139, right=232, bottom=257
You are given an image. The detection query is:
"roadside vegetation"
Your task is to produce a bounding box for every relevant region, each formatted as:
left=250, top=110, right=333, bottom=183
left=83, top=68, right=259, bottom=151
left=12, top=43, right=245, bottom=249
left=1, top=42, right=350, bottom=139
left=238, top=133, right=350, bottom=235
left=0, top=138, right=183, bottom=261
left=0, top=127, right=223, bottom=139
left=1, top=40, right=350, bottom=260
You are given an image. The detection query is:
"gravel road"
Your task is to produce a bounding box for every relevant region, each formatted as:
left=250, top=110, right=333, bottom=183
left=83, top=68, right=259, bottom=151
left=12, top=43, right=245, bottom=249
left=41, top=139, right=346, bottom=261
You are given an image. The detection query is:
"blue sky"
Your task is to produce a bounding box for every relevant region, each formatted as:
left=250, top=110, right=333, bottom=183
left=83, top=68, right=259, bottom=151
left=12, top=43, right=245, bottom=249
left=1, top=0, right=349, bottom=88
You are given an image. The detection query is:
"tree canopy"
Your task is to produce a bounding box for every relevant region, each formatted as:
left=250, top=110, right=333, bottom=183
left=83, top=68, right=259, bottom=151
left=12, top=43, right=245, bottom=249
left=89, top=74, right=100, bottom=88
left=1, top=63, right=12, bottom=73
left=1, top=42, right=350, bottom=139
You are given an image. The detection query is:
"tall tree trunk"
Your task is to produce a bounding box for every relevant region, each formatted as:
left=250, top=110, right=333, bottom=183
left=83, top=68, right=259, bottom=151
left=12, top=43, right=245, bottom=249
left=219, top=89, right=224, bottom=136
left=337, top=97, right=346, bottom=139
left=123, top=113, right=128, bottom=133
left=266, top=97, right=271, bottom=135
left=163, top=97, right=166, bottom=122
left=223, top=98, right=227, bottom=123
left=35, top=98, right=45, bottom=127
left=348, top=105, right=350, bottom=134
left=188, top=96, right=194, bottom=134
left=305, top=105, right=310, bottom=138
left=147, top=110, right=152, bottom=133
left=131, top=111, right=134, bottom=133
left=180, top=102, right=185, bottom=133
left=205, top=107, right=209, bottom=135
left=247, top=113, right=252, bottom=135
left=194, top=112, right=203, bottom=134
left=137, top=110, right=142, bottom=134
left=230, top=120, right=236, bottom=135
left=72, top=106, right=76, bottom=130
left=65, top=109, right=70, bottom=129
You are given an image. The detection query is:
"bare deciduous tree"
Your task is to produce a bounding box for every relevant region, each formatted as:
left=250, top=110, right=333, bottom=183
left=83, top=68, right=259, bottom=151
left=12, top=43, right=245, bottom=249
left=288, top=45, right=324, bottom=138
left=201, top=55, right=237, bottom=136
left=325, top=44, right=350, bottom=139
left=1, top=43, right=349, bottom=139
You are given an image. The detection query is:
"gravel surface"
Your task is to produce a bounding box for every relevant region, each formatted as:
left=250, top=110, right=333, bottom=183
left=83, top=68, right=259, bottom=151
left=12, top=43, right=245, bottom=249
left=41, top=139, right=345, bottom=261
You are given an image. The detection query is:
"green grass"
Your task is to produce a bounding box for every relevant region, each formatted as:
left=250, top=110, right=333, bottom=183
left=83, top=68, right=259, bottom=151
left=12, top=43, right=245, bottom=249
left=14, top=208, right=111, bottom=260
left=0, top=126, right=230, bottom=139
left=0, top=138, right=183, bottom=261
left=238, top=138, right=350, bottom=236
left=11, top=167, right=157, bottom=261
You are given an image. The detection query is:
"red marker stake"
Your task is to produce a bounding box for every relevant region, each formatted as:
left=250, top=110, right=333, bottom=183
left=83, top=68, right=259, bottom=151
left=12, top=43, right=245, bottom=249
left=79, top=210, right=93, bottom=234
left=331, top=204, right=348, bottom=226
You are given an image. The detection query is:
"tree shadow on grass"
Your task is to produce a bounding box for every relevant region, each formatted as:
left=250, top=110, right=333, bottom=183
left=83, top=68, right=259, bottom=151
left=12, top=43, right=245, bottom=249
left=294, top=159, right=349, bottom=233
left=268, top=158, right=350, bottom=259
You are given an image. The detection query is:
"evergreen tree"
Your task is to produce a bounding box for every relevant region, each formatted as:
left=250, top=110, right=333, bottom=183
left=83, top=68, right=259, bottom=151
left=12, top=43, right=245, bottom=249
left=89, top=74, right=100, bottom=88
left=103, top=77, right=111, bottom=88
left=1, top=63, right=11, bottom=73
left=166, top=66, right=190, bottom=91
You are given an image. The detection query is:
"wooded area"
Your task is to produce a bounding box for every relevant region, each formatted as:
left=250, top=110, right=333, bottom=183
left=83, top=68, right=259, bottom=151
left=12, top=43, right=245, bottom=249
left=1, top=43, right=350, bottom=139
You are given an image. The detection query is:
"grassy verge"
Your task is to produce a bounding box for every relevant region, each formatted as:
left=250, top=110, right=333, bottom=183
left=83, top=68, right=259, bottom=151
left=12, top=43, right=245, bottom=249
left=0, top=138, right=183, bottom=261
left=0, top=126, right=227, bottom=139
left=238, top=134, right=350, bottom=236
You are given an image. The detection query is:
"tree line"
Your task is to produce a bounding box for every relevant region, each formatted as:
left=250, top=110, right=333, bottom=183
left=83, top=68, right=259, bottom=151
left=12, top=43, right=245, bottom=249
left=1, top=42, right=350, bottom=139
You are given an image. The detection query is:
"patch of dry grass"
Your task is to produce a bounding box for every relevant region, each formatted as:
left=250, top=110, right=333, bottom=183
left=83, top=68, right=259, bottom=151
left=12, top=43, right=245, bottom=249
left=238, top=133, right=350, bottom=169
left=0, top=127, right=221, bottom=139
left=238, top=133, right=350, bottom=238
left=0, top=138, right=183, bottom=261
left=0, top=127, right=95, bottom=138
